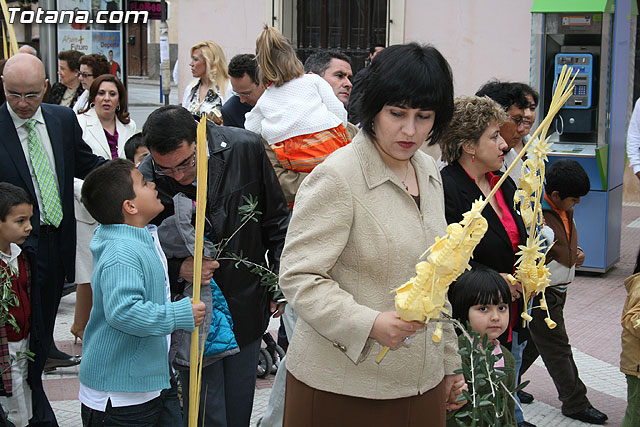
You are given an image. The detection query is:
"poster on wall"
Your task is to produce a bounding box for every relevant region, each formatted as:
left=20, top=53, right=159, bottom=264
left=55, top=0, right=124, bottom=82
left=93, top=31, right=121, bottom=79
left=58, top=29, right=92, bottom=53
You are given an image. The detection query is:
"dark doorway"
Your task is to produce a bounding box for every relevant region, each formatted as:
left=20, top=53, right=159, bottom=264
left=295, top=0, right=387, bottom=74
left=127, top=22, right=148, bottom=76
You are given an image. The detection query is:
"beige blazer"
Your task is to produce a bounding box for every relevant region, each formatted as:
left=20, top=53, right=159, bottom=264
left=74, top=108, right=137, bottom=224
left=280, top=132, right=461, bottom=400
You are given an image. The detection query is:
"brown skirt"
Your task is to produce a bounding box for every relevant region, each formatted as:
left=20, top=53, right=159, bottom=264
left=283, top=371, right=447, bottom=427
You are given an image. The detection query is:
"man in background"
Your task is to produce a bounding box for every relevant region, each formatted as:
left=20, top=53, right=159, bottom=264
left=222, top=54, right=264, bottom=128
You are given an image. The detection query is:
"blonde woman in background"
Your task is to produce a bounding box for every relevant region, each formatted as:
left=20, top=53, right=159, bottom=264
left=182, top=40, right=232, bottom=123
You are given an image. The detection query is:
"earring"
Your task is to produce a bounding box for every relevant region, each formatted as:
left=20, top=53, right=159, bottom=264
left=89, top=102, right=94, bottom=108
left=116, top=105, right=121, bottom=112
left=472, top=154, right=475, bottom=162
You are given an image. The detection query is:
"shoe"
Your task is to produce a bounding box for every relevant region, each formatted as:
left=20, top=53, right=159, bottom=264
left=517, top=421, right=537, bottom=427
left=44, top=354, right=81, bottom=371
left=565, top=406, right=608, bottom=424
left=517, top=389, right=534, bottom=404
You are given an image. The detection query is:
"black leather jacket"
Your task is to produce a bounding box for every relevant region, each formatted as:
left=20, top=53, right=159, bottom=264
left=140, top=123, right=290, bottom=347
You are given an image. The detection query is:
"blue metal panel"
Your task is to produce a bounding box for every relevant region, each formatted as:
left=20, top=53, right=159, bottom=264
left=573, top=190, right=608, bottom=268
left=606, top=185, right=623, bottom=267
left=547, top=155, right=604, bottom=191
left=609, top=0, right=633, bottom=189
left=554, top=54, right=594, bottom=109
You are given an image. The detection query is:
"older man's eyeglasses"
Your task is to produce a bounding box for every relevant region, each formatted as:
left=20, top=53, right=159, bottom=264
left=507, top=114, right=532, bottom=127
left=151, top=149, right=197, bottom=176
left=5, top=87, right=45, bottom=102
left=78, top=72, right=94, bottom=79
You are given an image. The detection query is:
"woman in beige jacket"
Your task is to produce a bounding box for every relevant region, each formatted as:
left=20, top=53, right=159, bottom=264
left=279, top=43, right=463, bottom=426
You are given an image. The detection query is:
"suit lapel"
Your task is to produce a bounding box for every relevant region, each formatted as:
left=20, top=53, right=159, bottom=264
left=86, top=112, right=111, bottom=159
left=0, top=104, right=37, bottom=199
left=41, top=105, right=66, bottom=198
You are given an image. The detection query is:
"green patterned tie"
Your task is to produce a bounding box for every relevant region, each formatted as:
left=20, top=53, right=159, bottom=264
left=24, top=119, right=63, bottom=227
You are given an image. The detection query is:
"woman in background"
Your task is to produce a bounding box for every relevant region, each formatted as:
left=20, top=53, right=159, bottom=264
left=72, top=74, right=136, bottom=342
left=49, top=50, right=84, bottom=107
left=73, top=53, right=111, bottom=113
left=182, top=40, right=231, bottom=123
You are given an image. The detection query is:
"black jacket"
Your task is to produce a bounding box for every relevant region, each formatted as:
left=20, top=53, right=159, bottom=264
left=47, top=82, right=84, bottom=107
left=140, top=123, right=290, bottom=347
left=441, top=161, right=527, bottom=274
left=441, top=161, right=528, bottom=343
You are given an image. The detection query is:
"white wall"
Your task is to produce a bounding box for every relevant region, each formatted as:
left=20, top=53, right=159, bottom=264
left=176, top=0, right=268, bottom=98
left=176, top=0, right=536, bottom=98
left=403, top=0, right=535, bottom=96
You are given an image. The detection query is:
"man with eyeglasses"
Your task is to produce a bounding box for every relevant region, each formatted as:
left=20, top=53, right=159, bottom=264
left=475, top=79, right=537, bottom=427
left=0, top=53, right=106, bottom=426
left=222, top=54, right=265, bottom=128
left=476, top=81, right=532, bottom=183
left=139, top=105, right=289, bottom=427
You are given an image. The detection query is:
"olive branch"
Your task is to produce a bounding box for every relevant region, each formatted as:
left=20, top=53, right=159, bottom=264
left=0, top=263, right=21, bottom=334
left=443, top=315, right=528, bottom=427
left=213, top=195, right=284, bottom=304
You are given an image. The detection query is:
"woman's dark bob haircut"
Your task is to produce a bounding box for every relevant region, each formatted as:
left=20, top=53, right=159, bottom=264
left=359, top=43, right=454, bottom=145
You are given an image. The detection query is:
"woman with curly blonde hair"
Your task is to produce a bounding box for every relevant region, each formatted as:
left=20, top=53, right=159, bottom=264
left=182, top=40, right=231, bottom=122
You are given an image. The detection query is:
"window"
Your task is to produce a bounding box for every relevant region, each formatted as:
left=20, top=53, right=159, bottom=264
left=295, top=0, right=387, bottom=73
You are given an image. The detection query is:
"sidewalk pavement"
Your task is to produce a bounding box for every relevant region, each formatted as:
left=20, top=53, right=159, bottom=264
left=127, top=78, right=180, bottom=129
left=43, top=202, right=637, bottom=426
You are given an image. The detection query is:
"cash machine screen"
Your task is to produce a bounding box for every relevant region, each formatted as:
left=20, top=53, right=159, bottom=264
left=554, top=53, right=593, bottom=109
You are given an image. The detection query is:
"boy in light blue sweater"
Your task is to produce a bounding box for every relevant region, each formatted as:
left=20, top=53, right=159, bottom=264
left=77, top=159, right=205, bottom=426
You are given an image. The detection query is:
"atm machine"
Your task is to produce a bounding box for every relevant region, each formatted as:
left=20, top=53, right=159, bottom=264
left=530, top=0, right=637, bottom=271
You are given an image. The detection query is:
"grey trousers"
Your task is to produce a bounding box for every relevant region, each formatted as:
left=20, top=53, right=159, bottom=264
left=259, top=306, right=298, bottom=427
left=179, top=337, right=261, bottom=427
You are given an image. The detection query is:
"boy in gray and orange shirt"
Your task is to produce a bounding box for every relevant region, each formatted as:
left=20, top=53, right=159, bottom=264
left=519, top=159, right=607, bottom=425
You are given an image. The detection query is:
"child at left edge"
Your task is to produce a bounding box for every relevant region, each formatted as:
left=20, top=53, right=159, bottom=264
left=0, top=182, right=34, bottom=427
left=78, top=159, right=205, bottom=426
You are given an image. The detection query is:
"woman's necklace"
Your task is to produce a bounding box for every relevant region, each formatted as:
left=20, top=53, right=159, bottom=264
left=401, top=163, right=410, bottom=191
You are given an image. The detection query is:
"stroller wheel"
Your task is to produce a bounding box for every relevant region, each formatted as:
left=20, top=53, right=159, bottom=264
left=257, top=348, right=272, bottom=378
left=269, top=345, right=286, bottom=374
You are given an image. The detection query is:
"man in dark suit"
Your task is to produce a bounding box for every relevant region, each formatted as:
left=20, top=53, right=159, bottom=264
left=0, top=53, right=105, bottom=426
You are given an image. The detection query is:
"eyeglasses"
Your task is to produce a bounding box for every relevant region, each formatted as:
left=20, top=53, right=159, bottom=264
left=78, top=72, right=94, bottom=79
left=507, top=114, right=532, bottom=127
left=151, top=149, right=197, bottom=176
left=5, top=87, right=45, bottom=102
